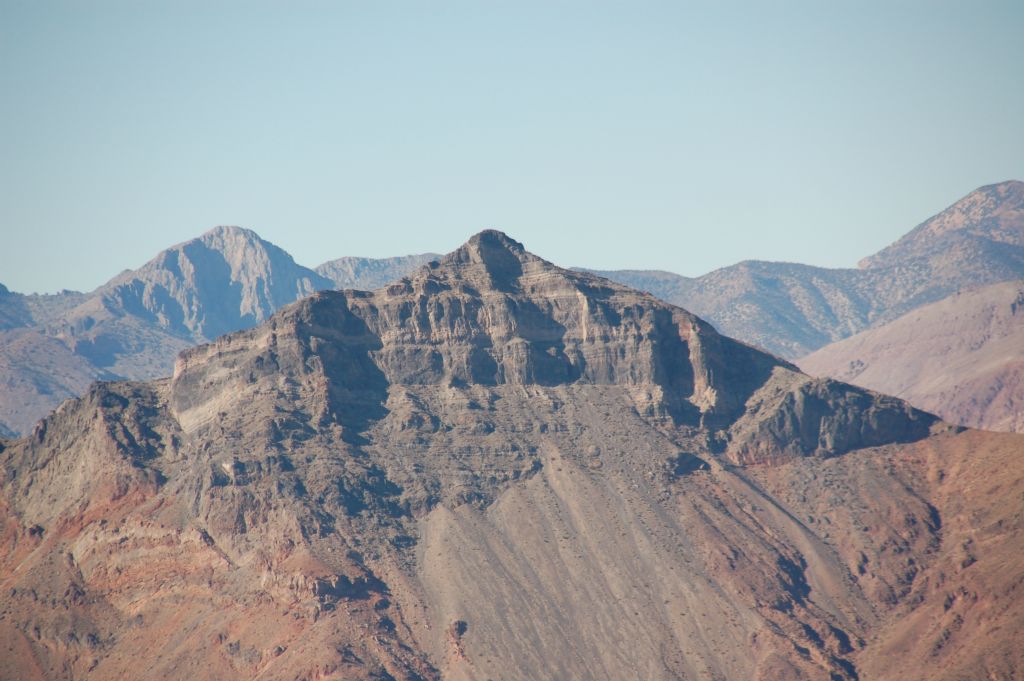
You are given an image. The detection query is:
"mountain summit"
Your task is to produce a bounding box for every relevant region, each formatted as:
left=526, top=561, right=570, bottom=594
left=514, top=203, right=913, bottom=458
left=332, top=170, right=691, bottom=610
left=0, top=227, right=337, bottom=435
left=80, top=225, right=333, bottom=343
left=171, top=230, right=932, bottom=460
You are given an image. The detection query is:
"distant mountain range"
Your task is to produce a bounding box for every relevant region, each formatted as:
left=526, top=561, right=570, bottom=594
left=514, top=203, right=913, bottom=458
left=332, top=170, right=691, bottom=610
left=592, top=180, right=1024, bottom=358
left=316, top=253, right=440, bottom=290
left=1, top=180, right=1021, bottom=436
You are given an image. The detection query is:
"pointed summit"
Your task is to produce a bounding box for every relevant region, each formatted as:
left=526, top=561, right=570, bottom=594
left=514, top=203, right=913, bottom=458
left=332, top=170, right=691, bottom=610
left=445, top=229, right=529, bottom=263
left=53, top=226, right=333, bottom=382
left=172, top=230, right=933, bottom=464
left=434, top=230, right=549, bottom=293
left=90, top=225, right=333, bottom=341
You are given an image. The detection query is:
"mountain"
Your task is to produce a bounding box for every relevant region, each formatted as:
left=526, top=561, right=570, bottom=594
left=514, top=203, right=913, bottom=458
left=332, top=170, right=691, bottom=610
left=0, top=227, right=336, bottom=436
left=3, top=231, right=1022, bottom=681
left=317, top=253, right=441, bottom=290
left=58, top=225, right=334, bottom=367
left=594, top=181, right=1024, bottom=358
left=799, top=280, right=1024, bottom=433
left=860, top=180, right=1024, bottom=269
left=6, top=180, right=1020, bottom=435
left=0, top=232, right=451, bottom=437
left=0, top=286, right=104, bottom=437
left=591, top=263, right=868, bottom=358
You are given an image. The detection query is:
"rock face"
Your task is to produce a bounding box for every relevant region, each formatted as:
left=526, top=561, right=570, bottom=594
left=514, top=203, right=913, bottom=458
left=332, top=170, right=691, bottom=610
left=5, top=231, right=1019, bottom=681
left=800, top=280, right=1024, bottom=433
left=91, top=225, right=333, bottom=342
left=594, top=180, right=1024, bottom=357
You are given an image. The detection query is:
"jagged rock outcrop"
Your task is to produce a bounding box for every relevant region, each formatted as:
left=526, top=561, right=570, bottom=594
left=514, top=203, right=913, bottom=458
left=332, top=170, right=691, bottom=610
left=726, top=369, right=935, bottom=465
left=5, top=231, right=1014, bottom=681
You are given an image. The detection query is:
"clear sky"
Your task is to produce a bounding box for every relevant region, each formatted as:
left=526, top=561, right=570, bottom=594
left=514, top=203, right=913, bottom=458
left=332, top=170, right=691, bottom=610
left=1, top=1, right=1022, bottom=294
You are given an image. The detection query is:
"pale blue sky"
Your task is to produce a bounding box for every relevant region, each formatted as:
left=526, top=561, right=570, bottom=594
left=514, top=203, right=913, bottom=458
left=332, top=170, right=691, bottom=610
left=1, top=1, right=1022, bottom=293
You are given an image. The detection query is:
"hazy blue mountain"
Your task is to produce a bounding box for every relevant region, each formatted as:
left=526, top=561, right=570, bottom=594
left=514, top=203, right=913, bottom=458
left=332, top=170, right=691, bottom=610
left=317, top=253, right=440, bottom=290
left=0, top=227, right=336, bottom=434
left=593, top=180, right=1024, bottom=358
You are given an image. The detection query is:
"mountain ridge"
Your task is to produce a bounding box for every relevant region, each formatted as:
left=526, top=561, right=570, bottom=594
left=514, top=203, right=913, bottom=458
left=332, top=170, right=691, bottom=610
left=860, top=179, right=1024, bottom=269
left=2, top=230, right=1020, bottom=681
left=2, top=229, right=440, bottom=436
left=3, top=180, right=1021, bottom=435
left=592, top=180, right=1024, bottom=357
left=317, top=252, right=441, bottom=290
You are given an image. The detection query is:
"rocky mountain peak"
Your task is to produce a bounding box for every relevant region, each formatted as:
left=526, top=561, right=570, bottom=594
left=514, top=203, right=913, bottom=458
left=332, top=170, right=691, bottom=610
left=445, top=229, right=530, bottom=263
left=199, top=224, right=260, bottom=240
left=169, top=232, right=934, bottom=464
left=61, top=226, right=333, bottom=350
left=433, top=229, right=547, bottom=293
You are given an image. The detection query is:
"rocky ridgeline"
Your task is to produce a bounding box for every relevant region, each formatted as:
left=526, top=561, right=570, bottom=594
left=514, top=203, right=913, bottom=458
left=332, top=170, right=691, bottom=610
left=316, top=253, right=441, bottom=291
left=171, top=230, right=933, bottom=466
